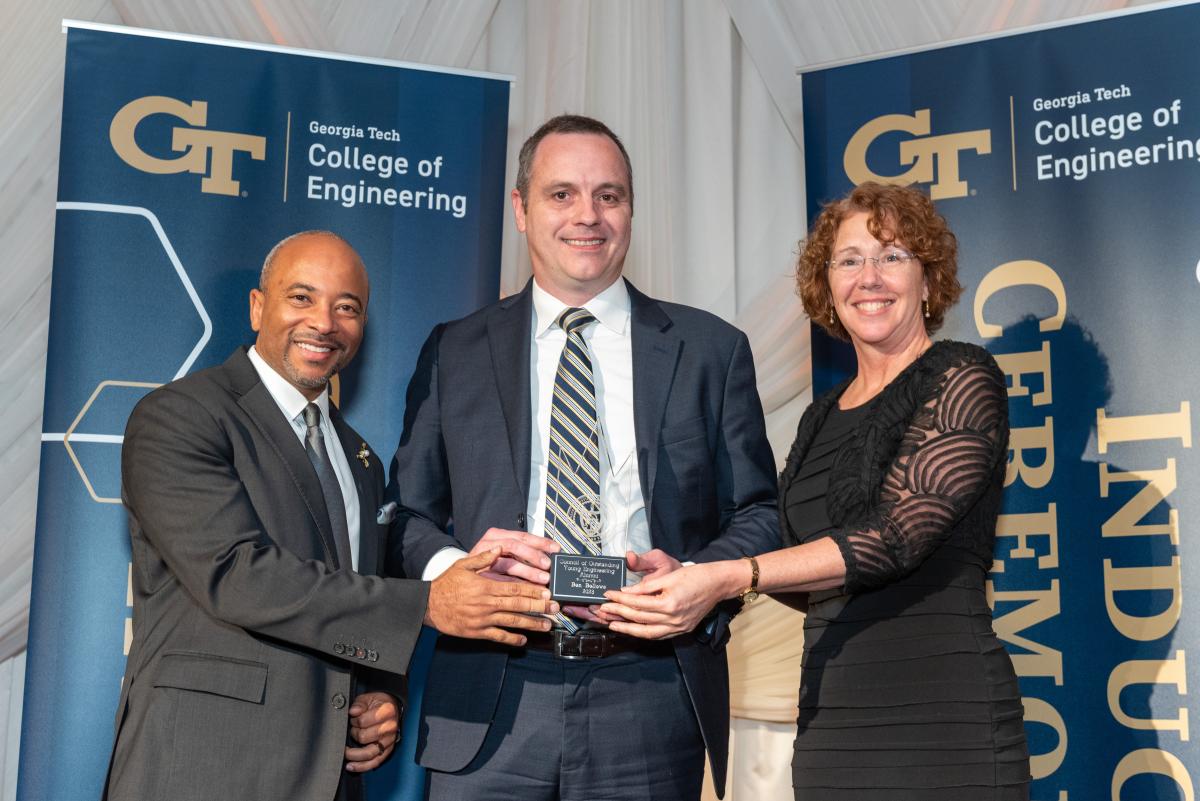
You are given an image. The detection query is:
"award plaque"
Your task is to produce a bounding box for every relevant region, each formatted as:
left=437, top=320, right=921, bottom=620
left=549, top=553, right=627, bottom=604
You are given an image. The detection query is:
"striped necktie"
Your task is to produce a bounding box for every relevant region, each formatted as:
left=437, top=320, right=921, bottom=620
left=545, top=307, right=601, bottom=631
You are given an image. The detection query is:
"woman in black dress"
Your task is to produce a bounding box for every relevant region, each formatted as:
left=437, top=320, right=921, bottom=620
left=602, top=182, right=1031, bottom=800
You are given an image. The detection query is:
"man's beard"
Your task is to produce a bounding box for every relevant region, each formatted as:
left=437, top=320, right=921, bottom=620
left=282, top=337, right=344, bottom=390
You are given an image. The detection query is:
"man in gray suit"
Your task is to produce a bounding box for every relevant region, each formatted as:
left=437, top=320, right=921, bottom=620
left=104, top=231, right=558, bottom=801
left=389, top=116, right=778, bottom=800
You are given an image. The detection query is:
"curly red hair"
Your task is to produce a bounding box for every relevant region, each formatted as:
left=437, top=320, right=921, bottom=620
left=796, top=182, right=962, bottom=340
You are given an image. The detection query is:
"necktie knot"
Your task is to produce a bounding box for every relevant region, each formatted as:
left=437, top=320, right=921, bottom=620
left=303, top=403, right=321, bottom=430
left=557, top=307, right=596, bottom=335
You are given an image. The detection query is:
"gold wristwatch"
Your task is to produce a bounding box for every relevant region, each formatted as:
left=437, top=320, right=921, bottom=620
left=739, top=555, right=760, bottom=604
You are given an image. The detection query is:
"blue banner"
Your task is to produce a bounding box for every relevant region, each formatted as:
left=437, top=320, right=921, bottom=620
left=20, top=22, right=509, bottom=801
left=802, top=5, right=1200, bottom=799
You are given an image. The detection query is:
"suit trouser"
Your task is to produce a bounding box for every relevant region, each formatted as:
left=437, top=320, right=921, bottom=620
left=426, top=646, right=706, bottom=801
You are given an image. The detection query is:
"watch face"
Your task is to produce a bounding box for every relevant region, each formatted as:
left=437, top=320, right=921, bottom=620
left=742, top=590, right=759, bottom=604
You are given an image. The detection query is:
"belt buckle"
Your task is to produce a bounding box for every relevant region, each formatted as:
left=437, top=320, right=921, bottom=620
left=553, top=630, right=585, bottom=660
left=553, top=630, right=605, bottom=660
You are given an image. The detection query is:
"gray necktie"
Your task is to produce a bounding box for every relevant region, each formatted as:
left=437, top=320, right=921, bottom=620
left=302, top=403, right=353, bottom=570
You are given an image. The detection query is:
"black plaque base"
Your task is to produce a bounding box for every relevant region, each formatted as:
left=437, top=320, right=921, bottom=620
left=549, top=553, right=627, bottom=604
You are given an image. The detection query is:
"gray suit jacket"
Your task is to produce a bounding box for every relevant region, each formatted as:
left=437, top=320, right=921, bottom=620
left=104, top=348, right=429, bottom=801
left=387, top=280, right=778, bottom=796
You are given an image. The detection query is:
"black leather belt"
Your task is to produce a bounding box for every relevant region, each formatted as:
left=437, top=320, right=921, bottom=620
left=523, top=629, right=672, bottom=660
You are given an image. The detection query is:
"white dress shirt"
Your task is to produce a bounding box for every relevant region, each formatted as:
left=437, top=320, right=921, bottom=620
left=248, top=346, right=360, bottom=570
left=526, top=277, right=649, bottom=558
left=421, top=277, right=650, bottom=581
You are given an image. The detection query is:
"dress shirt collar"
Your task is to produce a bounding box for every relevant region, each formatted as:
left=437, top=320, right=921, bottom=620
left=247, top=345, right=331, bottom=425
left=531, top=277, right=630, bottom=339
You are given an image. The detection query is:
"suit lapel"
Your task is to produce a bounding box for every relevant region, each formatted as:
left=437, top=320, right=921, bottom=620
left=330, top=409, right=379, bottom=575
left=487, top=283, right=534, bottom=504
left=628, top=282, right=681, bottom=525
left=225, top=349, right=342, bottom=568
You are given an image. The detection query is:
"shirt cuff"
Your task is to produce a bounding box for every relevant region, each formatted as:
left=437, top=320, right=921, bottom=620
left=422, top=546, right=470, bottom=581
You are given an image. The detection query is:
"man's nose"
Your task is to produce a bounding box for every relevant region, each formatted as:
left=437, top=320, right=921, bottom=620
left=574, top=197, right=601, bottom=226
left=307, top=304, right=337, bottom=333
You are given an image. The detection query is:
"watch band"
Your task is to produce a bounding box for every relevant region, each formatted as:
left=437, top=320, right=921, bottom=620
left=739, top=555, right=760, bottom=603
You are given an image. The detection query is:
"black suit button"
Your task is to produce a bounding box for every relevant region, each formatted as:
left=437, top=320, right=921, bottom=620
left=367, top=650, right=379, bottom=662
left=333, top=643, right=345, bottom=655
left=516, top=513, right=527, bottom=529
left=331, top=693, right=347, bottom=710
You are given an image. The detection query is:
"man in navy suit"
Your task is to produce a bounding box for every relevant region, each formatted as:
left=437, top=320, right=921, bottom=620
left=389, top=116, right=778, bottom=800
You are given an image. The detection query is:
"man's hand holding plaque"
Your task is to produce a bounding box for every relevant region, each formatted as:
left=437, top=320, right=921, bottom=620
left=468, top=527, right=559, bottom=584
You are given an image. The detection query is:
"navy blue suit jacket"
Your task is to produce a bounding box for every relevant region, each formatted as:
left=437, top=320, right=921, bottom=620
left=387, top=280, right=778, bottom=796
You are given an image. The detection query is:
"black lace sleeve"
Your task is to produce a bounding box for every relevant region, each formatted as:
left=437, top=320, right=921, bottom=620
left=830, top=352, right=1008, bottom=593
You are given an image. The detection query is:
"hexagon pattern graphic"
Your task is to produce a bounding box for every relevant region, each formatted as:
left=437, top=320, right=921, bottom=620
left=43, top=204, right=213, bottom=504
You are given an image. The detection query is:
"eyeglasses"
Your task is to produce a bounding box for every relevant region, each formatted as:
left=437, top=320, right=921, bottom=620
left=827, top=249, right=916, bottom=274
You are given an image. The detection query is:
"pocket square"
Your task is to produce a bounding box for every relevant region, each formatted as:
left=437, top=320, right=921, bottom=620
left=376, top=502, right=398, bottom=525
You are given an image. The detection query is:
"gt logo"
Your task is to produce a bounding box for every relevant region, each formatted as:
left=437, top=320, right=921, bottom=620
left=109, top=96, right=266, bottom=196
left=843, top=109, right=990, bottom=199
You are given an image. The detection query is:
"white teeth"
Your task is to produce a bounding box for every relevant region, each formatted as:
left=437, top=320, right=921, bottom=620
left=855, top=301, right=892, bottom=312
left=564, top=238, right=603, bottom=246
left=297, top=342, right=332, bottom=353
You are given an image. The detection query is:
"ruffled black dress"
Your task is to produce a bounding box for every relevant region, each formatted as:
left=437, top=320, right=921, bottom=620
left=781, top=341, right=1030, bottom=800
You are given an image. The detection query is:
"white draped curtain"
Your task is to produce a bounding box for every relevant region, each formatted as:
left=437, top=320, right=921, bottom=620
left=0, top=1, right=1158, bottom=798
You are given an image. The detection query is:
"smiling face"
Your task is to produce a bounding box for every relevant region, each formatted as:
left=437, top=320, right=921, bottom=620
left=829, top=210, right=929, bottom=355
left=249, top=233, right=369, bottom=399
left=512, top=132, right=632, bottom=305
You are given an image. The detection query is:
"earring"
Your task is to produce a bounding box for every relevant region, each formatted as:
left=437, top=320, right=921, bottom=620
left=828, top=307, right=835, bottom=325
left=923, top=299, right=930, bottom=319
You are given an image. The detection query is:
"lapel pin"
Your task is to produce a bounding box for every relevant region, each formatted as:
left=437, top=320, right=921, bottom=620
left=356, top=442, right=370, bottom=468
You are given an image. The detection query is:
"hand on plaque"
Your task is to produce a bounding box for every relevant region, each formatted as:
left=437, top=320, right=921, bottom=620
left=599, top=561, right=730, bottom=640
left=468, top=527, right=559, bottom=584
left=588, top=549, right=684, bottom=625
left=425, top=549, right=559, bottom=646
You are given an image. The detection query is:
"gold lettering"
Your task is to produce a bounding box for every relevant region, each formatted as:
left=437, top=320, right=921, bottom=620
left=1006, top=418, right=1055, bottom=489
left=1104, top=558, right=1182, bottom=641
left=1111, top=748, right=1194, bottom=800
left=110, top=96, right=209, bottom=174
left=993, top=504, right=1059, bottom=573
left=842, top=109, right=990, bottom=199
left=996, top=341, right=1053, bottom=406
left=990, top=580, right=1063, bottom=683
left=1100, top=460, right=1179, bottom=544
left=1108, top=650, right=1189, bottom=740
left=1097, top=403, right=1192, bottom=454
left=901, top=130, right=991, bottom=200
left=974, top=261, right=1067, bottom=338
left=844, top=110, right=931, bottom=186
left=173, top=128, right=266, bottom=195
left=109, top=95, right=266, bottom=196
left=1023, top=696, right=1068, bottom=779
